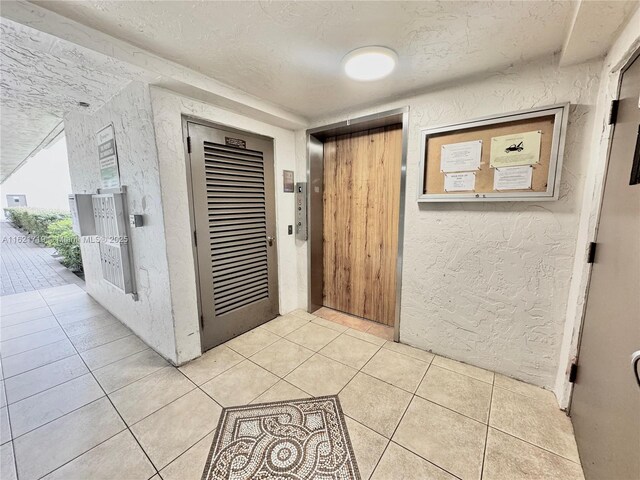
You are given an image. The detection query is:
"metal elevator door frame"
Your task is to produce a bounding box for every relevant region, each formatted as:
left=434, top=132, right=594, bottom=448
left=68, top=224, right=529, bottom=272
left=306, top=107, right=409, bottom=342
left=184, top=118, right=279, bottom=352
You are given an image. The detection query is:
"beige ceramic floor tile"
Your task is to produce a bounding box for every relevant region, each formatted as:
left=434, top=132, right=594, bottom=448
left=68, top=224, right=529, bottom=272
left=225, top=328, right=280, bottom=357
left=0, top=316, right=59, bottom=341
left=431, top=356, right=494, bottom=384
left=394, top=396, right=486, bottom=480
left=54, top=304, right=110, bottom=325
left=251, top=338, right=314, bottom=377
left=383, top=341, right=435, bottom=364
left=285, top=323, right=341, bottom=351
left=13, top=398, right=125, bottom=480
left=201, top=360, right=279, bottom=407
left=483, top=428, right=584, bottom=480
left=0, top=298, right=47, bottom=316
left=494, top=374, right=557, bottom=404
left=178, top=344, right=243, bottom=385
left=344, top=328, right=386, bottom=346
left=490, top=387, right=580, bottom=463
left=319, top=334, right=380, bottom=369
left=0, top=307, right=53, bottom=328
left=80, top=335, right=149, bottom=371
left=315, top=309, right=373, bottom=333
left=131, top=389, right=221, bottom=469
left=68, top=321, right=132, bottom=352
left=0, top=327, right=67, bottom=358
left=371, top=442, right=457, bottom=480
left=285, top=354, right=357, bottom=397
left=366, top=323, right=395, bottom=341
left=290, top=309, right=317, bottom=321
left=261, top=314, right=309, bottom=337
left=5, top=355, right=88, bottom=404
left=1, top=406, right=11, bottom=444
left=60, top=313, right=120, bottom=338
left=160, top=431, right=215, bottom=480
left=42, top=429, right=156, bottom=480
left=252, top=380, right=311, bottom=404
left=93, top=349, right=168, bottom=393
left=311, top=316, right=349, bottom=333
left=344, top=417, right=388, bottom=479
left=416, top=365, right=492, bottom=423
left=1, top=339, right=76, bottom=378
left=0, top=442, right=16, bottom=480
left=362, top=348, right=429, bottom=393
left=109, top=366, right=195, bottom=425
left=9, top=374, right=104, bottom=437
left=340, top=373, right=412, bottom=438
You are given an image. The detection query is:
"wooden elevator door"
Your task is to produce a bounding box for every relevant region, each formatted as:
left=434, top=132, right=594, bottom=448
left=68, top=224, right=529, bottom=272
left=323, top=125, right=402, bottom=326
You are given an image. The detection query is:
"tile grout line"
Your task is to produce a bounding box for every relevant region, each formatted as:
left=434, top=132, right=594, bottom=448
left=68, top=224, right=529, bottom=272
left=479, top=374, right=496, bottom=480
left=37, top=303, right=163, bottom=479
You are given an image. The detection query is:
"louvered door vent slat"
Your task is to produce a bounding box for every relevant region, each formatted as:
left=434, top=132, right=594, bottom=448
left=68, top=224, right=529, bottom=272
left=204, top=141, right=269, bottom=316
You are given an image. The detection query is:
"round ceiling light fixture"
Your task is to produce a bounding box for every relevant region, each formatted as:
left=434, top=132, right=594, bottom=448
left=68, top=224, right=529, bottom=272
left=342, top=46, right=397, bottom=81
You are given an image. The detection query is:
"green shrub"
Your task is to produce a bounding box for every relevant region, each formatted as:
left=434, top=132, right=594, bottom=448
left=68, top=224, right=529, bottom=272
left=4, top=207, right=70, bottom=242
left=45, top=219, right=83, bottom=272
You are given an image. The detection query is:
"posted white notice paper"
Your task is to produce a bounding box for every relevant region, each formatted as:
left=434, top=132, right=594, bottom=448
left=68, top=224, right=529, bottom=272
left=440, top=140, right=482, bottom=172
left=444, top=172, right=476, bottom=192
left=493, top=166, right=533, bottom=190
left=490, top=130, right=542, bottom=168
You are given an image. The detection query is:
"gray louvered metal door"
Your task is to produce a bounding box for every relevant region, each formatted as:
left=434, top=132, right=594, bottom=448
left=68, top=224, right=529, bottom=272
left=187, top=122, right=279, bottom=351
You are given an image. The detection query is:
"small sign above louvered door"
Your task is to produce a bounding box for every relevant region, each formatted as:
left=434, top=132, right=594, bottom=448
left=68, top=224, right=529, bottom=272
left=187, top=122, right=279, bottom=351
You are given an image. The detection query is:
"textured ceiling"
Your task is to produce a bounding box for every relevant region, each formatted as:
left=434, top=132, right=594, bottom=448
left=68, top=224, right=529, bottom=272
left=0, top=18, right=149, bottom=182
left=32, top=0, right=578, bottom=118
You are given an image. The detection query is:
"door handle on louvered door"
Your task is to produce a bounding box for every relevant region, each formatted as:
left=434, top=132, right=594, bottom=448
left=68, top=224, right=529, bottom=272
left=632, top=350, right=640, bottom=388
left=267, top=236, right=275, bottom=247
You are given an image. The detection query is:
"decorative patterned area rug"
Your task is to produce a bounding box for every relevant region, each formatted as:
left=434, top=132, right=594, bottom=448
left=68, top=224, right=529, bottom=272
left=201, top=395, right=361, bottom=480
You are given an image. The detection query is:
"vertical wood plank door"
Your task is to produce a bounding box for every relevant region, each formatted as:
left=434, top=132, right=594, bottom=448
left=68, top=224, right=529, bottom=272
left=323, top=125, right=402, bottom=326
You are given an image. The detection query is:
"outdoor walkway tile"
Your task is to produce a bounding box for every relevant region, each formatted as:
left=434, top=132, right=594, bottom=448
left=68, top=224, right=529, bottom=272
left=93, top=348, right=168, bottom=394
left=41, top=429, right=156, bottom=480
left=60, top=313, right=120, bottom=337
left=1, top=406, right=11, bottom=444
left=68, top=321, right=132, bottom=352
left=13, top=397, right=125, bottom=480
left=1, top=339, right=76, bottom=378
left=0, top=306, right=53, bottom=327
left=383, top=340, right=435, bottom=363
left=0, top=326, right=67, bottom=358
left=0, top=315, right=59, bottom=341
left=250, top=338, right=314, bottom=377
left=432, top=356, right=494, bottom=384
left=224, top=327, right=279, bottom=357
left=4, top=355, right=88, bottom=404
left=109, top=366, right=195, bottom=425
left=80, top=335, right=149, bottom=371
left=9, top=373, right=104, bottom=437
left=319, top=333, right=381, bottom=369
left=0, top=442, right=16, bottom=480
left=131, top=389, right=221, bottom=469
left=344, top=417, right=388, bottom=479
left=285, top=322, right=341, bottom=351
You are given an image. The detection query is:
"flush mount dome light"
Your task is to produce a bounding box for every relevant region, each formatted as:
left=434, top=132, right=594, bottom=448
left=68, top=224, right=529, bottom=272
left=343, top=46, right=397, bottom=81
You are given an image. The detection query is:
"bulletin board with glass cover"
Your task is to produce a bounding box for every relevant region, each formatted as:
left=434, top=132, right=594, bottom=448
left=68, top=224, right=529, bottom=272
left=418, top=104, right=569, bottom=202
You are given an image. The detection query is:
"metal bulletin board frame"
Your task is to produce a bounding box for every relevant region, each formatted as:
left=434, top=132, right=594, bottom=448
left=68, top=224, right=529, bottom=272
left=418, top=103, right=569, bottom=202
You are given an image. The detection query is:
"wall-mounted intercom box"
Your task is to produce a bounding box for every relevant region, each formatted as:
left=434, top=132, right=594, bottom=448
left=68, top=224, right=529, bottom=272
left=295, top=182, right=308, bottom=241
left=68, top=194, right=96, bottom=236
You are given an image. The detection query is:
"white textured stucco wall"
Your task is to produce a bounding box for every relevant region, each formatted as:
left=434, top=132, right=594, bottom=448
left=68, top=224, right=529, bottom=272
left=302, top=56, right=603, bottom=389
left=554, top=10, right=640, bottom=407
left=149, top=87, right=300, bottom=364
left=64, top=81, right=178, bottom=362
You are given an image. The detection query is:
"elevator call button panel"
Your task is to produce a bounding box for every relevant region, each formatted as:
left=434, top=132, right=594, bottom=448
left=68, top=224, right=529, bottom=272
left=295, top=182, right=308, bottom=241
